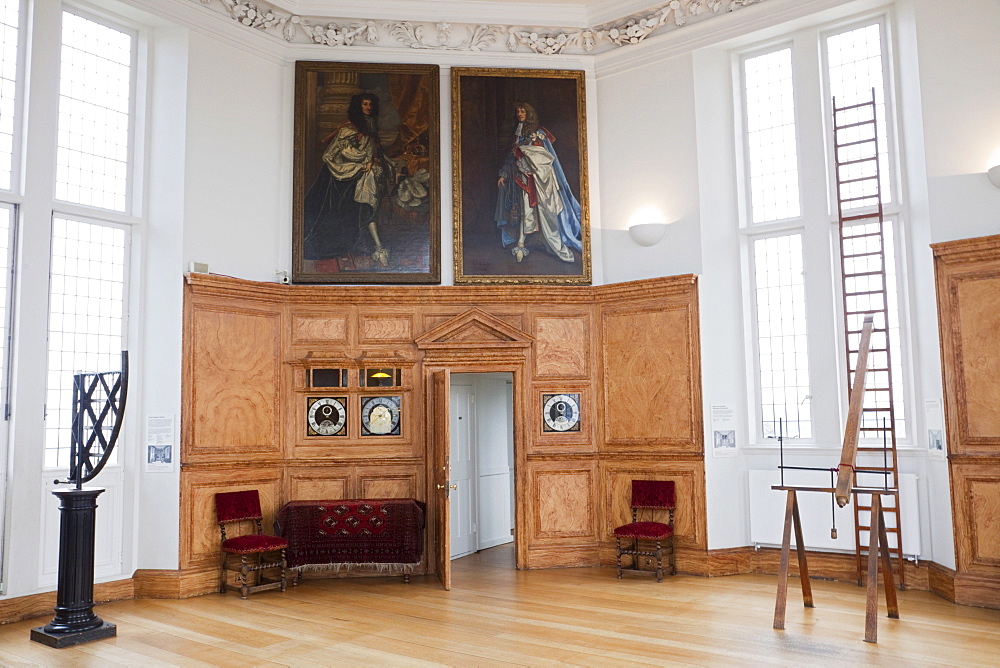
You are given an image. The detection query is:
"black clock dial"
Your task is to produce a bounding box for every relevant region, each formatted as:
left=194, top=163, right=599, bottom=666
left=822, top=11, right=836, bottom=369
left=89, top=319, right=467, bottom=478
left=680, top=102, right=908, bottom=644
left=306, top=397, right=347, bottom=436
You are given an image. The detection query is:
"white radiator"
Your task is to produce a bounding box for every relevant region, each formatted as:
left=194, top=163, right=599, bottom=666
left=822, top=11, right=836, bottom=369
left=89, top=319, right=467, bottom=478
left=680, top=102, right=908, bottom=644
left=748, top=469, right=920, bottom=557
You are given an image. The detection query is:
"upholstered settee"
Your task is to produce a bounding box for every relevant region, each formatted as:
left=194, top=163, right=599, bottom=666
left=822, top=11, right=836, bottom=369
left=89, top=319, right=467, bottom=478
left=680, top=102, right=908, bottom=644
left=275, top=498, right=425, bottom=582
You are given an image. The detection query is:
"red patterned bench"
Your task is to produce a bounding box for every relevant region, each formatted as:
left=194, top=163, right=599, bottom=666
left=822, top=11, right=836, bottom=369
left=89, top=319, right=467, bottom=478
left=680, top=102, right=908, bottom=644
left=275, top=498, right=425, bottom=582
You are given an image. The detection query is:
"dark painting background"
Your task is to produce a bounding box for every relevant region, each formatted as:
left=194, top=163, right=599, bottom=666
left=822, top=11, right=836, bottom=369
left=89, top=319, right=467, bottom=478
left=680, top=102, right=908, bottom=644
left=293, top=62, right=439, bottom=283
left=458, top=74, right=586, bottom=279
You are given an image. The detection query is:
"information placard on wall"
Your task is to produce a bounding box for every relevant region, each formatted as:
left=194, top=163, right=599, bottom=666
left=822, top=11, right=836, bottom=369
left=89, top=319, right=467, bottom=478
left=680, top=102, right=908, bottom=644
left=145, top=415, right=175, bottom=472
left=711, top=404, right=737, bottom=457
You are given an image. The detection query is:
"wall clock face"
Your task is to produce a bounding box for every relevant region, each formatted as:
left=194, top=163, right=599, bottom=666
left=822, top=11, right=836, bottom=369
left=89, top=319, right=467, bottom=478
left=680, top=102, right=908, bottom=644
left=361, top=395, right=401, bottom=436
left=306, top=397, right=347, bottom=437
left=542, top=393, right=581, bottom=432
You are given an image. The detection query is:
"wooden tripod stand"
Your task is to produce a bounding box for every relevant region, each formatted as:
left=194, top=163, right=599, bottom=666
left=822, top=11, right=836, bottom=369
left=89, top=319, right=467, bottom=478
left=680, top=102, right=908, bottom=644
left=772, top=486, right=899, bottom=643
left=771, top=316, right=901, bottom=643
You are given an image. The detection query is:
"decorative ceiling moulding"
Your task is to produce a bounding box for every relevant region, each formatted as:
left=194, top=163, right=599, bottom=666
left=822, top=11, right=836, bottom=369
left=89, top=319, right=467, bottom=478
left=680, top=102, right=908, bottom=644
left=190, top=0, right=769, bottom=55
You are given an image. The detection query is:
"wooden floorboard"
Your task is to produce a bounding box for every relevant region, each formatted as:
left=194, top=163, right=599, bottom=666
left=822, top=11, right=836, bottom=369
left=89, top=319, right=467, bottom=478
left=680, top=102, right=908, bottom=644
left=2, top=544, right=999, bottom=666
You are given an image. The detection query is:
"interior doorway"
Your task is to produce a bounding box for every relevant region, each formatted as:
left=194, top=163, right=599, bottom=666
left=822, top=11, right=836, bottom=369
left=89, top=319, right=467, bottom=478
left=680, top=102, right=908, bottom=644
left=449, top=372, right=515, bottom=560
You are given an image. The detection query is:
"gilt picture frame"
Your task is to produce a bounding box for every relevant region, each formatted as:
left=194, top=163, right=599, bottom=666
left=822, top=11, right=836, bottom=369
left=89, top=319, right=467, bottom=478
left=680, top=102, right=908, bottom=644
left=452, top=68, right=591, bottom=285
left=292, top=61, right=441, bottom=284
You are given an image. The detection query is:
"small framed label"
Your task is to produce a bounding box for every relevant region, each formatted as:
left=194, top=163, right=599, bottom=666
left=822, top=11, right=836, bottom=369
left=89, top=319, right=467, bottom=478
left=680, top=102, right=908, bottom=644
left=542, top=393, right=581, bottom=433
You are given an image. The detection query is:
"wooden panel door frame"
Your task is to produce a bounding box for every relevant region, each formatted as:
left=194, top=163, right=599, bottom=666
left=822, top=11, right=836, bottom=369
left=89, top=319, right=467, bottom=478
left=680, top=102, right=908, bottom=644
left=424, top=360, right=528, bottom=578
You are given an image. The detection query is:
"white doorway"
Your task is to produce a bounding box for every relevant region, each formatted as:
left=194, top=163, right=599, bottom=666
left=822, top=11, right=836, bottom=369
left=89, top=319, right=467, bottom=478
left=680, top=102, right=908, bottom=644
left=449, top=372, right=514, bottom=560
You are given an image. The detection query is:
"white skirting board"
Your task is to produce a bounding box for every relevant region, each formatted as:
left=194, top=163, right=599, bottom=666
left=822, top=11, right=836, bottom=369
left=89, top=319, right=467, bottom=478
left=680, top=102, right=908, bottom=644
left=747, top=469, right=920, bottom=557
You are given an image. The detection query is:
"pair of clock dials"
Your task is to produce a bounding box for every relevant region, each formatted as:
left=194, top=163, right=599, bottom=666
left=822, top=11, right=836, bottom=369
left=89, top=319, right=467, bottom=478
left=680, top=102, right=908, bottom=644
left=306, top=396, right=401, bottom=437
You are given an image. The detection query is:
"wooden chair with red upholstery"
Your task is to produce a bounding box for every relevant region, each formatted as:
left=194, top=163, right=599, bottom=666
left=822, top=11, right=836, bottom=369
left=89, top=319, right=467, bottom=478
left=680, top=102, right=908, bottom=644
left=613, top=479, right=676, bottom=582
left=214, top=490, right=289, bottom=599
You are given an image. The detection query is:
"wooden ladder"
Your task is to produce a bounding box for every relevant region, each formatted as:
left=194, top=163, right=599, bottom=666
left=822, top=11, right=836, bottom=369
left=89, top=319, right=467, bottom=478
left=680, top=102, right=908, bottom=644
left=832, top=89, right=904, bottom=589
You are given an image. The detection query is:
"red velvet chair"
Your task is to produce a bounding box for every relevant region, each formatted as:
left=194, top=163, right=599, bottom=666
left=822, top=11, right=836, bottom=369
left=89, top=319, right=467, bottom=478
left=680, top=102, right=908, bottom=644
left=613, top=480, right=676, bottom=582
left=215, top=490, right=289, bottom=598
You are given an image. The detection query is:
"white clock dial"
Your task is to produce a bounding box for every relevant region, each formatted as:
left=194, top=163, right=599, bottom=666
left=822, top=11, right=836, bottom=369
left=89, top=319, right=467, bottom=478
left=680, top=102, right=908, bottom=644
left=362, top=396, right=401, bottom=436
left=307, top=397, right=346, bottom=436
left=542, top=393, right=581, bottom=432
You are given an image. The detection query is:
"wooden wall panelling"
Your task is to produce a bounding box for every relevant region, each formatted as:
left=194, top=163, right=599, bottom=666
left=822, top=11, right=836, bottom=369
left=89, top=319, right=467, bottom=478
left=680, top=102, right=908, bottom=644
left=182, top=274, right=704, bottom=585
left=599, top=459, right=707, bottom=573
left=289, top=312, right=351, bottom=346
left=598, top=279, right=702, bottom=455
left=179, top=467, right=283, bottom=573
left=285, top=466, right=352, bottom=500
left=524, top=459, right=599, bottom=568
left=356, top=462, right=423, bottom=500
left=531, top=309, right=593, bottom=380
left=182, top=300, right=283, bottom=463
left=933, top=235, right=1000, bottom=610
left=950, top=462, right=1000, bottom=589
left=359, top=312, right=415, bottom=345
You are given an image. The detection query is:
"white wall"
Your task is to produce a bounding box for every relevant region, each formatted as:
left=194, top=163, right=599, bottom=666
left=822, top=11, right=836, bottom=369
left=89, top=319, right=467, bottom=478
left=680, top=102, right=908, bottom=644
left=8, top=0, right=997, bottom=596
left=181, top=33, right=290, bottom=282
left=592, top=0, right=999, bottom=568
left=595, top=52, right=703, bottom=282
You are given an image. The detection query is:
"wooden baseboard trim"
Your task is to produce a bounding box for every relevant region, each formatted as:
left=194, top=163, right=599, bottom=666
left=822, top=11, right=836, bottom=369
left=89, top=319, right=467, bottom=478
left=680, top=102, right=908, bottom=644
left=0, top=578, right=133, bottom=626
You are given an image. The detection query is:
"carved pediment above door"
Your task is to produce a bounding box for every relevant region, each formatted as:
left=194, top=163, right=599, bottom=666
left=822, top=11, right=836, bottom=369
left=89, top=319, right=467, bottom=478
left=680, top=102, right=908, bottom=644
left=415, top=308, right=533, bottom=353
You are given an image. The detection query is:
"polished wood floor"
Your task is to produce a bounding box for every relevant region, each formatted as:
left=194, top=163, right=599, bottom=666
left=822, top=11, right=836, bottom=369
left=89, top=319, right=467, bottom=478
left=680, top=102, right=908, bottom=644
left=2, top=544, right=999, bottom=666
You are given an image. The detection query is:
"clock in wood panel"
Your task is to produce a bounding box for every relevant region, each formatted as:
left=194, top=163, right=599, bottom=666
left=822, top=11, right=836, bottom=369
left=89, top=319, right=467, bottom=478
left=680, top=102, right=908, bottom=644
left=305, top=397, right=347, bottom=437
left=541, top=393, right=581, bottom=433
left=534, top=315, right=590, bottom=379
left=360, top=396, right=402, bottom=436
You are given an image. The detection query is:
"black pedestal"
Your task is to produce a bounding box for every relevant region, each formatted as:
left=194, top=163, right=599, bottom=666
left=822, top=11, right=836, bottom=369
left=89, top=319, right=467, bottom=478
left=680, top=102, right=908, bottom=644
left=30, top=487, right=116, bottom=648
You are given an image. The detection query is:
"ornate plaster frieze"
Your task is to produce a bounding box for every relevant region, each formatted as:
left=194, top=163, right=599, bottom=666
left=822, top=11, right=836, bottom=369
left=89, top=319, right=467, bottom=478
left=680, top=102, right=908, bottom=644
left=195, top=0, right=767, bottom=54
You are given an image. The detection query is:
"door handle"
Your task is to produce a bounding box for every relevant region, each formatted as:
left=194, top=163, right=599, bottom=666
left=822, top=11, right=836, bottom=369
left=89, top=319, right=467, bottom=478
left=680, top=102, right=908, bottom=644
left=436, top=483, right=458, bottom=490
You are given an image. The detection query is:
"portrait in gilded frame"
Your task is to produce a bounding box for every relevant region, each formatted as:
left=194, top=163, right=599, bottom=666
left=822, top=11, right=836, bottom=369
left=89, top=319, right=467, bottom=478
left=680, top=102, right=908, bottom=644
left=452, top=68, right=591, bottom=285
left=292, top=61, right=440, bottom=284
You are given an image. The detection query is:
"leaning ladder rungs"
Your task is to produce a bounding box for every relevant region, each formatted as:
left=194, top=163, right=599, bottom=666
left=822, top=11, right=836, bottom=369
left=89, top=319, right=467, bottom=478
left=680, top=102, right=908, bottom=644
left=840, top=213, right=883, bottom=223
left=838, top=177, right=879, bottom=189
left=841, top=230, right=884, bottom=240
left=838, top=155, right=880, bottom=168
left=834, top=118, right=877, bottom=131
left=843, top=255, right=885, bottom=264
left=847, top=328, right=889, bottom=336
left=834, top=99, right=879, bottom=112
left=840, top=195, right=882, bottom=205
left=836, top=138, right=880, bottom=150
left=843, top=270, right=888, bottom=279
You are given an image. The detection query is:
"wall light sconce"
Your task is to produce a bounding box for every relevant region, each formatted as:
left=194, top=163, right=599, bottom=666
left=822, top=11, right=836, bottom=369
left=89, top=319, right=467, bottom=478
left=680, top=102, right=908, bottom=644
left=988, top=165, right=1000, bottom=189
left=627, top=205, right=669, bottom=247
left=628, top=223, right=667, bottom=247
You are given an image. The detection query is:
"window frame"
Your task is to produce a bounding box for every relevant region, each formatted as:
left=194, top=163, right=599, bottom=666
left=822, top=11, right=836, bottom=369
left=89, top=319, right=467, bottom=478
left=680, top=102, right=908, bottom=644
left=733, top=10, right=914, bottom=448
left=54, top=5, right=140, bottom=217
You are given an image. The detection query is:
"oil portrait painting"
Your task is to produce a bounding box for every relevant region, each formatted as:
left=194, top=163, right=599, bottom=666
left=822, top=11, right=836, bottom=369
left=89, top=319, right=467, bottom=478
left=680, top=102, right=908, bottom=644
left=452, top=68, right=590, bottom=285
left=293, top=62, right=440, bottom=284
